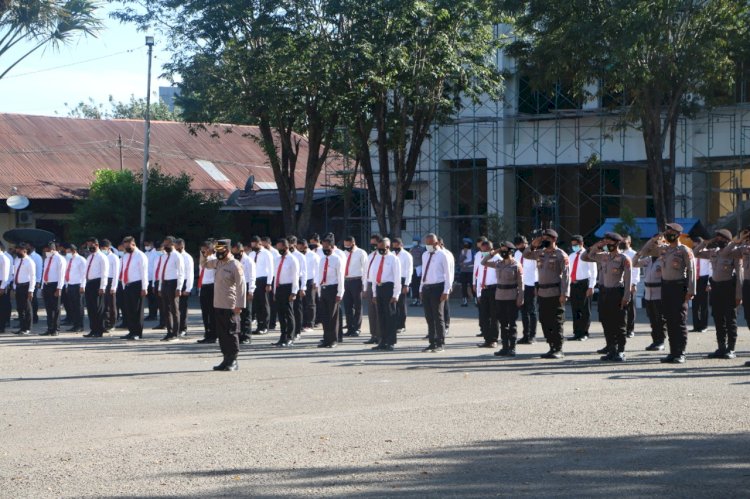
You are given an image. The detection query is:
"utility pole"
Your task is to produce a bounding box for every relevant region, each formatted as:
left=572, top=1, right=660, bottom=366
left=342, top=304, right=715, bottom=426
left=118, top=134, right=123, bottom=171
left=140, top=35, right=155, bottom=247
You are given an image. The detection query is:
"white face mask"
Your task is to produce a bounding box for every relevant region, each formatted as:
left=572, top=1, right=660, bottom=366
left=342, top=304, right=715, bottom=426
left=426, top=244, right=437, bottom=253
left=145, top=245, right=153, bottom=251
left=44, top=252, right=53, bottom=258
left=65, top=253, right=73, bottom=261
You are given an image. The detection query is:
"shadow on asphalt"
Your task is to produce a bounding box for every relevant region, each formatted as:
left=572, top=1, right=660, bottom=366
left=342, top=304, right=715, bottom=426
left=103, top=433, right=750, bottom=498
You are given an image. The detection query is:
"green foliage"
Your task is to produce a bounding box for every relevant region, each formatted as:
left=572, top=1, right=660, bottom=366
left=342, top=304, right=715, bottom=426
left=613, top=205, right=642, bottom=244
left=63, top=95, right=179, bottom=121
left=0, top=0, right=101, bottom=79
left=71, top=168, right=230, bottom=251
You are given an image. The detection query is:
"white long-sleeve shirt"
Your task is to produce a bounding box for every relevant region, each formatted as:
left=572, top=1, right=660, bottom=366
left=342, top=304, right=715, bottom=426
left=395, top=249, right=413, bottom=287
left=623, top=248, right=640, bottom=285
left=198, top=254, right=216, bottom=290
left=289, top=249, right=307, bottom=289
left=65, top=254, right=87, bottom=286
left=147, top=249, right=163, bottom=282
left=514, top=249, right=539, bottom=287
left=237, top=254, right=257, bottom=294
left=419, top=250, right=452, bottom=295
left=42, top=252, right=67, bottom=290
left=157, top=251, right=185, bottom=290
left=316, top=253, right=345, bottom=299
left=368, top=252, right=402, bottom=299
left=475, top=253, right=499, bottom=297
left=252, top=247, right=275, bottom=283
left=120, top=249, right=149, bottom=291
left=342, top=247, right=369, bottom=286
left=0, top=251, right=10, bottom=289
left=85, top=251, right=109, bottom=290
left=273, top=252, right=300, bottom=294
left=179, top=250, right=195, bottom=293
left=569, top=249, right=597, bottom=289
left=30, top=251, right=43, bottom=283
left=303, top=250, right=320, bottom=285
left=13, top=256, right=37, bottom=291
left=106, top=250, right=120, bottom=288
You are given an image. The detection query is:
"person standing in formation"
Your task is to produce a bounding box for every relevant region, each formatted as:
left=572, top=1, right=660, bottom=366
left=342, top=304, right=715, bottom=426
left=249, top=236, right=274, bottom=336
left=82, top=238, right=109, bottom=338
left=231, top=242, right=254, bottom=344
left=567, top=235, right=597, bottom=342
left=363, top=234, right=383, bottom=345
left=272, top=238, right=300, bottom=347
left=201, top=239, right=246, bottom=371
left=523, top=229, right=570, bottom=359
left=342, top=236, right=368, bottom=339
left=63, top=244, right=86, bottom=333
left=476, top=240, right=500, bottom=348
left=13, top=243, right=36, bottom=335
left=458, top=239, right=475, bottom=307
left=409, top=237, right=425, bottom=306
left=99, top=240, right=120, bottom=333
left=633, top=238, right=667, bottom=352
left=40, top=241, right=67, bottom=336
left=368, top=237, right=401, bottom=351
left=514, top=236, right=538, bottom=344
left=420, top=234, right=452, bottom=353
left=316, top=238, right=345, bottom=348
left=298, top=239, right=320, bottom=333
left=640, top=223, right=696, bottom=364
left=619, top=236, right=639, bottom=338
left=157, top=236, right=185, bottom=342
left=0, top=242, right=11, bottom=333
left=583, top=232, right=632, bottom=362
left=286, top=236, right=307, bottom=341
left=118, top=236, right=149, bottom=341
left=694, top=230, right=742, bottom=359
left=144, top=240, right=161, bottom=323
left=436, top=237, right=455, bottom=334
left=481, top=241, right=524, bottom=357
left=260, top=237, right=279, bottom=331
left=472, top=237, right=490, bottom=338
left=391, top=238, right=413, bottom=334
left=196, top=241, right=217, bottom=344
left=152, top=242, right=168, bottom=330
left=691, top=236, right=712, bottom=333
left=175, top=238, right=194, bottom=338
left=28, top=243, right=42, bottom=324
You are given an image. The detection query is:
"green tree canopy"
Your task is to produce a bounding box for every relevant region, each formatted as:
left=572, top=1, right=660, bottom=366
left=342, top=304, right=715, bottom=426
left=63, top=94, right=179, bottom=121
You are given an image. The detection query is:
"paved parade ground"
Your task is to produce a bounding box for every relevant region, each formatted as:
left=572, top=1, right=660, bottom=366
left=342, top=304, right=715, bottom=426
left=1, top=302, right=749, bottom=498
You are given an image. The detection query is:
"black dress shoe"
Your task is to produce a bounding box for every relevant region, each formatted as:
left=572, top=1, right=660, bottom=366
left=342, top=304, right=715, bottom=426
left=626, top=332, right=635, bottom=338
left=596, top=346, right=609, bottom=354
left=645, top=343, right=665, bottom=351
left=39, top=331, right=53, bottom=336
left=239, top=335, right=251, bottom=345
left=422, top=345, right=435, bottom=353
left=382, top=345, right=395, bottom=351
left=364, top=337, right=378, bottom=344
left=495, top=348, right=509, bottom=357
left=326, top=343, right=337, bottom=349
left=660, top=355, right=675, bottom=363
left=252, top=329, right=268, bottom=335
left=213, top=361, right=228, bottom=371
left=670, top=355, right=686, bottom=364
left=516, top=337, right=532, bottom=345
left=197, top=338, right=217, bottom=344
left=153, top=324, right=166, bottom=330
left=161, top=334, right=178, bottom=342
left=219, top=361, right=239, bottom=371
left=706, top=349, right=726, bottom=359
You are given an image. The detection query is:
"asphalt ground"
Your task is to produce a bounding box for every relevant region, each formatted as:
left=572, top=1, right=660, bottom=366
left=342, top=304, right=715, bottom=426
left=1, top=300, right=749, bottom=498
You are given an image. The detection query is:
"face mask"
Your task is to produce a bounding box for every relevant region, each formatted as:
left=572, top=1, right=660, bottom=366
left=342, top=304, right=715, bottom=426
left=665, top=233, right=678, bottom=243
left=500, top=251, right=510, bottom=259
left=216, top=250, right=228, bottom=260
left=716, top=240, right=728, bottom=249
left=65, top=253, right=73, bottom=262
left=309, top=244, right=318, bottom=250
left=393, top=247, right=401, bottom=253
left=426, top=245, right=437, bottom=253
left=125, top=247, right=134, bottom=253
left=16, top=252, right=23, bottom=259
left=619, top=243, right=627, bottom=250
left=278, top=248, right=288, bottom=255
left=344, top=246, right=352, bottom=252
left=145, top=245, right=153, bottom=251
left=322, top=248, right=332, bottom=256
left=540, top=240, right=551, bottom=249
left=89, top=246, right=96, bottom=252
left=45, top=252, right=53, bottom=258
left=571, top=245, right=580, bottom=253
left=300, top=249, right=307, bottom=254
left=606, top=244, right=617, bottom=252
left=164, top=246, right=173, bottom=253
left=378, top=248, right=387, bottom=255
left=371, top=244, right=378, bottom=251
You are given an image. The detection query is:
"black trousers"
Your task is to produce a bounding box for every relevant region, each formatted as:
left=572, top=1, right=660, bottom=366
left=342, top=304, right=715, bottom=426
left=65, top=285, right=84, bottom=328
left=625, top=290, right=636, bottom=334
left=0, top=282, right=10, bottom=330
left=422, top=283, right=446, bottom=346
left=199, top=284, right=216, bottom=340
left=252, top=277, right=269, bottom=330
left=710, top=279, right=738, bottom=351
left=42, top=282, right=61, bottom=333
left=123, top=282, right=145, bottom=337
left=319, top=285, right=340, bottom=346
left=179, top=284, right=190, bottom=333
left=693, top=275, right=710, bottom=331
left=160, top=279, right=180, bottom=336
left=479, top=286, right=499, bottom=343
left=146, top=282, right=159, bottom=319
left=521, top=285, right=537, bottom=339
left=343, top=279, right=363, bottom=334
left=268, top=287, right=277, bottom=329
left=215, top=308, right=239, bottom=363
left=303, top=279, right=316, bottom=328
left=645, top=298, right=666, bottom=345
left=661, top=280, right=689, bottom=356
left=365, top=283, right=380, bottom=340
left=538, top=295, right=564, bottom=351
left=396, top=278, right=408, bottom=329
left=375, top=282, right=397, bottom=346
left=104, top=278, right=116, bottom=330
left=599, top=287, right=626, bottom=352
left=570, top=280, right=591, bottom=336
left=497, top=299, right=519, bottom=346
left=31, top=286, right=38, bottom=321
left=293, top=283, right=304, bottom=336
left=410, top=273, right=421, bottom=301
left=116, top=282, right=126, bottom=325
left=275, top=284, right=295, bottom=343
left=16, top=283, right=31, bottom=331
left=743, top=280, right=750, bottom=329
left=85, top=279, right=105, bottom=334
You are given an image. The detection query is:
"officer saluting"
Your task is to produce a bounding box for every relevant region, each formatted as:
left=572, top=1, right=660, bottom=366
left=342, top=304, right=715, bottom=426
left=582, top=232, right=632, bottom=361
left=481, top=241, right=523, bottom=357
left=640, top=223, right=696, bottom=364
left=694, top=229, right=742, bottom=359
left=523, top=229, right=570, bottom=359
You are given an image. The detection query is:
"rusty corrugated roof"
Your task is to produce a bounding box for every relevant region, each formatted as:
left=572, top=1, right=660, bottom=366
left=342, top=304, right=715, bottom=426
left=0, top=113, right=345, bottom=200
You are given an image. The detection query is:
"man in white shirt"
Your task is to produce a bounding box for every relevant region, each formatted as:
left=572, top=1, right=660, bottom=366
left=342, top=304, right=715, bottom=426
left=82, top=238, right=109, bottom=338
left=40, top=241, right=67, bottom=336
left=392, top=238, right=413, bottom=333
left=476, top=240, right=500, bottom=348
left=420, top=234, right=453, bottom=352
left=197, top=240, right=218, bottom=344
left=272, top=238, right=300, bottom=347
left=341, top=235, right=369, bottom=339
left=100, top=239, right=120, bottom=332
left=157, top=236, right=185, bottom=341
left=13, top=243, right=36, bottom=335
left=63, top=244, right=86, bottom=332
left=286, top=236, right=307, bottom=340
left=261, top=236, right=280, bottom=330
left=692, top=236, right=712, bottom=333
left=0, top=242, right=12, bottom=333
left=298, top=239, right=320, bottom=333
left=567, top=235, right=598, bottom=341
left=28, top=244, right=43, bottom=324
left=437, top=236, right=455, bottom=334
left=249, top=236, right=274, bottom=335
left=514, top=236, right=539, bottom=344
left=472, top=237, right=489, bottom=338
left=118, top=236, right=149, bottom=340
left=620, top=235, right=640, bottom=337
left=144, top=240, right=161, bottom=321
left=369, top=238, right=401, bottom=351
left=175, top=238, right=195, bottom=337
left=231, top=242, right=256, bottom=344
left=316, top=238, right=345, bottom=348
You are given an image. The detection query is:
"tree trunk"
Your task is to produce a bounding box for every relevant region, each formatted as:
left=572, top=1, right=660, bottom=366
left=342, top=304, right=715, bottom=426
left=640, top=111, right=669, bottom=230
left=259, top=117, right=297, bottom=234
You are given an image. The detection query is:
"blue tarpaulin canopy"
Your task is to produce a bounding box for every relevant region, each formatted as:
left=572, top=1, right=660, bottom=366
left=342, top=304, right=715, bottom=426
left=594, top=218, right=705, bottom=239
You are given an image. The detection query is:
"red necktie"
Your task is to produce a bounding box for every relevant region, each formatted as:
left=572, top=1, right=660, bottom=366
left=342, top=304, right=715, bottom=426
left=254, top=252, right=258, bottom=263
left=43, top=257, right=52, bottom=283
left=481, top=265, right=488, bottom=289
left=322, top=256, right=329, bottom=284
left=571, top=252, right=580, bottom=283
left=198, top=267, right=205, bottom=289
left=154, top=257, right=162, bottom=282
left=376, top=255, right=385, bottom=284
left=520, top=256, right=524, bottom=265
left=161, top=254, right=170, bottom=280
left=65, top=258, right=72, bottom=283
left=123, top=253, right=133, bottom=284
left=275, top=255, right=285, bottom=291
left=345, top=251, right=353, bottom=277
left=423, top=253, right=434, bottom=283
left=15, top=259, right=23, bottom=284
left=697, top=259, right=701, bottom=276
left=85, top=255, right=94, bottom=281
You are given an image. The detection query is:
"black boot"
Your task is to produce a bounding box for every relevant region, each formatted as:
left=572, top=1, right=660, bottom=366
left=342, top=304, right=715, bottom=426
left=508, top=337, right=517, bottom=357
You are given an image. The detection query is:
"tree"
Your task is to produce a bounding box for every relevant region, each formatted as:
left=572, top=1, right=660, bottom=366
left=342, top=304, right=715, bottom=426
left=505, top=0, right=750, bottom=228
left=71, top=168, right=231, bottom=252
left=334, top=0, right=506, bottom=237
left=63, top=94, right=179, bottom=121
left=0, top=0, right=101, bottom=79
left=113, top=0, right=344, bottom=236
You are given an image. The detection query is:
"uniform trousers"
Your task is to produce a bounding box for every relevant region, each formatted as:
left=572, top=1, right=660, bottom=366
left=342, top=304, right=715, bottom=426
left=319, top=285, right=341, bottom=346
left=104, top=278, right=116, bottom=330
left=64, top=285, right=84, bottom=329
left=478, top=285, right=499, bottom=343
left=599, top=287, right=627, bottom=353
left=303, top=279, right=316, bottom=328
left=0, top=282, right=10, bottom=331
left=15, top=283, right=32, bottom=331
left=42, top=282, right=61, bottom=333
left=521, top=285, right=538, bottom=339
left=661, top=280, right=689, bottom=356
left=570, top=280, right=591, bottom=336
left=710, top=279, right=738, bottom=352
left=693, top=275, right=710, bottom=331
left=252, top=277, right=269, bottom=331
left=160, top=279, right=180, bottom=336
left=293, top=284, right=304, bottom=336
left=366, top=283, right=380, bottom=340
left=84, top=279, right=105, bottom=334
left=215, top=308, right=239, bottom=363
left=343, top=279, right=363, bottom=334
left=199, top=284, right=216, bottom=340
left=123, top=281, right=145, bottom=337
left=644, top=295, right=666, bottom=345
left=396, top=278, right=408, bottom=330
left=422, top=283, right=446, bottom=346
left=275, top=284, right=295, bottom=343
left=375, top=282, right=397, bottom=347
left=538, top=294, right=564, bottom=351
left=497, top=299, right=519, bottom=347
left=179, top=283, right=190, bottom=333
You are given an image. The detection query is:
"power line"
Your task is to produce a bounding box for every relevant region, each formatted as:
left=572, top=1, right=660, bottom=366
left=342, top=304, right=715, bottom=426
left=1, top=47, right=142, bottom=80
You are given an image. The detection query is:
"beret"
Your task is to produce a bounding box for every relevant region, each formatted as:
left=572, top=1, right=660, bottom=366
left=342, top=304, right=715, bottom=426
left=499, top=241, right=516, bottom=250
left=604, top=232, right=623, bottom=242
left=514, top=235, right=528, bottom=244
left=715, top=229, right=732, bottom=240
left=215, top=239, right=231, bottom=249
left=665, top=223, right=683, bottom=232
left=542, top=229, right=559, bottom=238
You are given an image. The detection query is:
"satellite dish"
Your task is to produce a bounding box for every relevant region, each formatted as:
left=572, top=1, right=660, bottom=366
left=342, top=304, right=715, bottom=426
left=7, top=195, right=29, bottom=210
left=226, top=190, right=242, bottom=206
left=244, top=175, right=255, bottom=193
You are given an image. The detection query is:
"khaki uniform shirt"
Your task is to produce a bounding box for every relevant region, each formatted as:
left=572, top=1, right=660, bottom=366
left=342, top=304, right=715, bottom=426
left=582, top=250, right=632, bottom=302
left=522, top=247, right=570, bottom=298
left=201, top=254, right=246, bottom=310
left=633, top=255, right=663, bottom=301
left=696, top=241, right=743, bottom=300
left=481, top=255, right=524, bottom=302
left=641, top=240, right=696, bottom=296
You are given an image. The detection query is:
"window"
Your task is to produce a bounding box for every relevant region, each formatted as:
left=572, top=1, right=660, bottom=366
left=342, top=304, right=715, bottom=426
left=517, top=76, right=583, bottom=115
left=405, top=190, right=417, bottom=200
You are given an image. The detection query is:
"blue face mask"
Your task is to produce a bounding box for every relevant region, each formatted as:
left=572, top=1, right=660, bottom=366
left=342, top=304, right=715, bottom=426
left=571, top=245, right=580, bottom=253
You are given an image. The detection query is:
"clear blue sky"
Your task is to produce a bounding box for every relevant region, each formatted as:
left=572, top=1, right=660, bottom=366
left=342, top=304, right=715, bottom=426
left=0, top=5, right=172, bottom=117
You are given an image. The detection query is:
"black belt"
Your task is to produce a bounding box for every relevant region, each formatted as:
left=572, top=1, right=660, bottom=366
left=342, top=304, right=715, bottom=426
left=376, top=282, right=394, bottom=287
left=538, top=282, right=561, bottom=289
left=345, top=276, right=362, bottom=280
left=644, top=282, right=661, bottom=288
left=601, top=286, right=624, bottom=291
left=125, top=280, right=143, bottom=287
left=496, top=284, right=516, bottom=289
left=423, top=282, right=444, bottom=288
left=662, top=279, right=687, bottom=284
left=572, top=279, right=589, bottom=285
left=43, top=281, right=59, bottom=286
